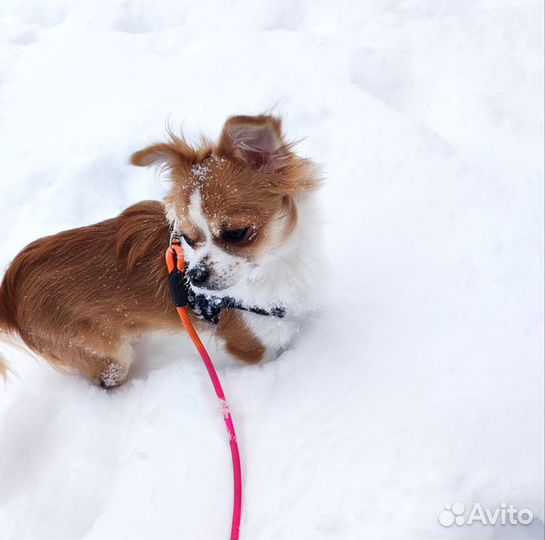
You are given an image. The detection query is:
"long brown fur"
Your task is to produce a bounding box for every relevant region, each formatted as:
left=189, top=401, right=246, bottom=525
left=1, top=202, right=169, bottom=380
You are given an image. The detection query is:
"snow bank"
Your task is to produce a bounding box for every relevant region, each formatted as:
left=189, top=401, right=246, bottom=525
left=0, top=1, right=543, bottom=538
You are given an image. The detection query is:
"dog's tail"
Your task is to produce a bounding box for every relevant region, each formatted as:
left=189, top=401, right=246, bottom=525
left=0, top=264, right=20, bottom=379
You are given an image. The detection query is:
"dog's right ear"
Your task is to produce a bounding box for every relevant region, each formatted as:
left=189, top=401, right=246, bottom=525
left=130, top=139, right=193, bottom=169
left=130, top=131, right=213, bottom=170
left=130, top=143, right=181, bottom=167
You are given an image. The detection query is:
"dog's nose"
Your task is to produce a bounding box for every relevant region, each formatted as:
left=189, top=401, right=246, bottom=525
left=188, top=263, right=210, bottom=286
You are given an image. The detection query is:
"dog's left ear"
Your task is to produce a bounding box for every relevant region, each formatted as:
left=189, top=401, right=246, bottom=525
left=217, top=115, right=292, bottom=172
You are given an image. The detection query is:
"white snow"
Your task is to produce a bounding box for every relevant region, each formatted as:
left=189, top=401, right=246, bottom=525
left=0, top=1, right=543, bottom=539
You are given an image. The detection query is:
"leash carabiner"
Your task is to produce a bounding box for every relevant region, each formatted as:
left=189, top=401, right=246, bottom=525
left=165, top=238, right=185, bottom=272
left=165, top=241, right=189, bottom=307
left=165, top=239, right=243, bottom=540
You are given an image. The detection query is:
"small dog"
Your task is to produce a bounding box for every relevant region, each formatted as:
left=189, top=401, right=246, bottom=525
left=0, top=114, right=321, bottom=387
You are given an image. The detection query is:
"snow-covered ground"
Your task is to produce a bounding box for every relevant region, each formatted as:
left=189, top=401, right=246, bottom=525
left=0, top=1, right=543, bottom=538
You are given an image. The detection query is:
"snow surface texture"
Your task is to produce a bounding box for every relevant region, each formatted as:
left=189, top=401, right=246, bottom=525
left=0, top=1, right=543, bottom=539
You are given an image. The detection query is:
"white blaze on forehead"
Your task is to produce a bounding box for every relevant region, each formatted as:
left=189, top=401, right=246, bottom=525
left=186, top=187, right=248, bottom=285
left=188, top=188, right=212, bottom=240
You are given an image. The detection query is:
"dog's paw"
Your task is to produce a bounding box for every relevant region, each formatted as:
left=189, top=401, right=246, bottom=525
left=99, top=361, right=128, bottom=388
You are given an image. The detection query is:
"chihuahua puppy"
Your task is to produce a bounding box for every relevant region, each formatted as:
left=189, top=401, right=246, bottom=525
left=0, top=115, right=321, bottom=386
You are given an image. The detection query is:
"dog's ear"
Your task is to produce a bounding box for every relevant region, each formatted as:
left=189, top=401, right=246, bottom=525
left=130, top=134, right=206, bottom=170
left=217, top=115, right=292, bottom=171
left=130, top=142, right=185, bottom=168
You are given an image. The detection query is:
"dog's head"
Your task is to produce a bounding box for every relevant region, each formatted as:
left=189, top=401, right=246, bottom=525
left=131, top=115, right=318, bottom=293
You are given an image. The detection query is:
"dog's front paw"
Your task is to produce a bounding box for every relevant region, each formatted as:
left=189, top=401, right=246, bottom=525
left=225, top=341, right=266, bottom=364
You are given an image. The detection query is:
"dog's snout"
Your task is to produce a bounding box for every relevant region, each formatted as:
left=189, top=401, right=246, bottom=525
left=188, top=263, right=210, bottom=286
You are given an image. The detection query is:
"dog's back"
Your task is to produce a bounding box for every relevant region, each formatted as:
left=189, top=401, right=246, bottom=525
left=0, top=200, right=174, bottom=381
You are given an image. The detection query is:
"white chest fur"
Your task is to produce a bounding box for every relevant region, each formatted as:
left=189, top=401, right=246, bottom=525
left=238, top=195, right=323, bottom=356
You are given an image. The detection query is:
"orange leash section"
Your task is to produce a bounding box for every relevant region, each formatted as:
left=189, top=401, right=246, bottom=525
left=165, top=241, right=243, bottom=540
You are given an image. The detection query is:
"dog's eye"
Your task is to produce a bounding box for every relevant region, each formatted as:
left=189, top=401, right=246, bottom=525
left=221, top=227, right=253, bottom=244
left=182, top=234, right=196, bottom=248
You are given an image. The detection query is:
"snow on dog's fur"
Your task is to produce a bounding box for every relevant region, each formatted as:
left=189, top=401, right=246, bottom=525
left=0, top=115, right=322, bottom=386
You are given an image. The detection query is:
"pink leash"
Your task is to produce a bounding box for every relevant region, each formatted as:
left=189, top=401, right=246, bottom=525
left=194, top=337, right=242, bottom=540
left=166, top=241, right=242, bottom=540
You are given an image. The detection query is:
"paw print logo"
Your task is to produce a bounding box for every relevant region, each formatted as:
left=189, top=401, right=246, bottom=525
left=438, top=502, right=465, bottom=527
